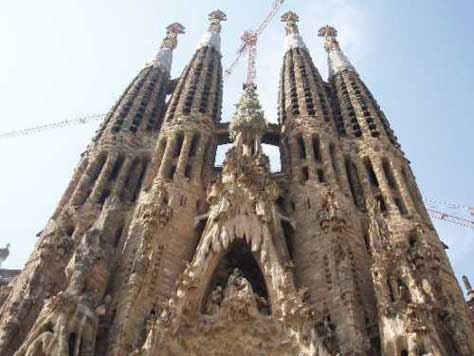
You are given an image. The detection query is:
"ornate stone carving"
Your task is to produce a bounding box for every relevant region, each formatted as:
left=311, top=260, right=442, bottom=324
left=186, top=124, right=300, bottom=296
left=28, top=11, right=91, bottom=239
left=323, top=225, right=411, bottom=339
left=319, top=189, right=348, bottom=232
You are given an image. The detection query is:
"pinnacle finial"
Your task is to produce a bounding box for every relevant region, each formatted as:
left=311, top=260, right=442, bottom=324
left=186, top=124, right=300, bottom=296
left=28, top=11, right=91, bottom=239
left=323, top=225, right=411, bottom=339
left=208, top=10, right=227, bottom=33
left=160, top=23, right=186, bottom=51
left=151, top=23, right=185, bottom=71
left=198, top=10, right=226, bottom=52
left=318, top=25, right=340, bottom=52
left=318, top=25, right=354, bottom=76
left=229, top=86, right=266, bottom=157
left=281, top=11, right=300, bottom=35
left=281, top=11, right=306, bottom=51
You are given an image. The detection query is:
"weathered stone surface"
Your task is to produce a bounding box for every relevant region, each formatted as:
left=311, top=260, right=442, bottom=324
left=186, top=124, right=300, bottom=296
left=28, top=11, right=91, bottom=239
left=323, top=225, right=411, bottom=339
left=0, top=9, right=472, bottom=356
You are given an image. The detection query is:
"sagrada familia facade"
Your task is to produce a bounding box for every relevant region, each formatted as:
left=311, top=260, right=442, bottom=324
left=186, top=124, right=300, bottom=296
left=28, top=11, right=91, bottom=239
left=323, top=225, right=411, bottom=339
left=0, top=9, right=473, bottom=356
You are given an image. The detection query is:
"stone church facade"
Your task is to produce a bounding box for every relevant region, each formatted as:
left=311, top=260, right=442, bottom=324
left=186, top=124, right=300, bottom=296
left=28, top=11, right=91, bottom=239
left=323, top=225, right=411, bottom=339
left=0, top=9, right=473, bottom=356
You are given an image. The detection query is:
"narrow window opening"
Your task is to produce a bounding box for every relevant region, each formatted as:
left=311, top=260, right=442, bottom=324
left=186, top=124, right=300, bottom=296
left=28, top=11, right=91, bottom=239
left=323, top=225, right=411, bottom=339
left=317, top=169, right=325, bottom=183
left=180, top=195, right=187, bottom=207
left=376, top=195, right=387, bottom=213
left=184, top=164, right=192, bottom=178
left=98, top=189, right=111, bottom=205
left=276, top=196, right=286, bottom=213
left=345, top=158, right=365, bottom=210
left=114, top=224, right=124, bottom=247
left=382, top=159, right=397, bottom=190
left=363, top=232, right=370, bottom=253
left=291, top=201, right=296, bottom=211
left=173, top=132, right=184, bottom=158
left=302, top=166, right=309, bottom=181
left=65, top=225, right=75, bottom=237
left=306, top=198, right=311, bottom=209
left=131, top=160, right=148, bottom=202
left=188, top=134, right=200, bottom=158
left=282, top=220, right=295, bottom=260
left=167, top=164, right=177, bottom=180
left=108, top=155, right=125, bottom=182
left=298, top=135, right=306, bottom=159
left=68, top=333, right=77, bottom=356
left=329, top=144, right=341, bottom=183
left=364, top=158, right=379, bottom=187
left=312, top=135, right=321, bottom=162
left=394, top=197, right=407, bottom=215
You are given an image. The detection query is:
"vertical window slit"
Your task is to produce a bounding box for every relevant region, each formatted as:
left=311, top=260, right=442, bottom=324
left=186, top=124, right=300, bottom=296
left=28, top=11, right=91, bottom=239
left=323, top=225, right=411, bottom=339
left=382, top=158, right=397, bottom=190
left=364, top=158, right=379, bottom=187
left=317, top=169, right=325, bottom=183
left=188, top=134, right=200, bottom=158
left=298, top=135, right=306, bottom=159
left=312, top=135, right=321, bottom=162
left=302, top=166, right=309, bottom=181
left=132, top=160, right=148, bottom=202
left=329, top=143, right=341, bottom=184
left=174, top=132, right=184, bottom=158
left=345, top=158, right=365, bottom=209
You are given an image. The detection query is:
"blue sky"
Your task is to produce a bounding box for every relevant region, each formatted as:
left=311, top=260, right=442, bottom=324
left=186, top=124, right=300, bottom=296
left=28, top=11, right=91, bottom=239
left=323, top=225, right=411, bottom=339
left=0, top=1, right=473, bottom=295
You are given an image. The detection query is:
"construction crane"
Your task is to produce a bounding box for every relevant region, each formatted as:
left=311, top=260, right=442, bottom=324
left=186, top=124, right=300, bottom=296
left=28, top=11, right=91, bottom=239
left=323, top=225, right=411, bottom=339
left=425, top=199, right=474, bottom=230
left=0, top=0, right=285, bottom=141
left=223, top=0, right=286, bottom=80
left=240, top=31, right=258, bottom=88
left=0, top=0, right=473, bottom=233
left=0, top=114, right=105, bottom=140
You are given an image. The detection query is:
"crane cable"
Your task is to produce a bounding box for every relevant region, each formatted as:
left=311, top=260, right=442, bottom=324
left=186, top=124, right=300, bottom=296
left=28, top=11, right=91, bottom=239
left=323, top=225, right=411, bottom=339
left=0, top=1, right=287, bottom=140
left=0, top=114, right=105, bottom=140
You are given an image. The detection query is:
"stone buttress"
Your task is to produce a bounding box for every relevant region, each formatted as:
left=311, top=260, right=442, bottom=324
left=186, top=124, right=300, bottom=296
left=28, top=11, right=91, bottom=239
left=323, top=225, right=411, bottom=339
left=4, top=23, right=185, bottom=356
left=319, top=25, right=474, bottom=355
left=104, top=11, right=226, bottom=355
left=278, top=12, right=376, bottom=356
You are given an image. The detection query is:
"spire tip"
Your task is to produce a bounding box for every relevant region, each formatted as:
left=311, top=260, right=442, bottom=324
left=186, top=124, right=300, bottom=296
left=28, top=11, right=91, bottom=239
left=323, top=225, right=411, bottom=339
left=318, top=25, right=338, bottom=39
left=208, top=10, right=227, bottom=33
left=281, top=11, right=300, bottom=35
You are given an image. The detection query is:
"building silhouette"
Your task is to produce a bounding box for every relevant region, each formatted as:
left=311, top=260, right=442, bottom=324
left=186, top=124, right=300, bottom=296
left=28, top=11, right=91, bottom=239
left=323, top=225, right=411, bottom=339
left=0, top=9, right=473, bottom=356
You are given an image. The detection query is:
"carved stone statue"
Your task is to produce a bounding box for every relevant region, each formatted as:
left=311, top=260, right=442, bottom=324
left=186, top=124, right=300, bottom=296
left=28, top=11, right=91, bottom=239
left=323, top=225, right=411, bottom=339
left=367, top=199, right=391, bottom=250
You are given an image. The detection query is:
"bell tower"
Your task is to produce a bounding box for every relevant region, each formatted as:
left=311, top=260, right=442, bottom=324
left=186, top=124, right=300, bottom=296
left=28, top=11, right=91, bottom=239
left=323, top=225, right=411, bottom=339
left=320, top=24, right=474, bottom=356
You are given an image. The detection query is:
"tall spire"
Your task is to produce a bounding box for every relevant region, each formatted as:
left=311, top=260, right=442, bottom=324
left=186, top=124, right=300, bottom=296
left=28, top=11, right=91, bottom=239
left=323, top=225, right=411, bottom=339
left=151, top=23, right=185, bottom=72
left=318, top=25, right=355, bottom=77
left=281, top=11, right=307, bottom=52
left=197, top=10, right=227, bottom=52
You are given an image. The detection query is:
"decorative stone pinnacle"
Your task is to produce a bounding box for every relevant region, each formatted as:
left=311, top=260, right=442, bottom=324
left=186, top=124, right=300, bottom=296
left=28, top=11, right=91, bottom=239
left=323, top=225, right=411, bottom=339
left=160, top=23, right=186, bottom=51
left=208, top=10, right=227, bottom=33
left=318, top=25, right=339, bottom=52
left=281, top=11, right=306, bottom=52
left=281, top=11, right=300, bottom=35
left=197, top=10, right=227, bottom=52
left=318, top=25, right=354, bottom=76
left=229, top=86, right=267, bottom=157
left=151, top=23, right=185, bottom=71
